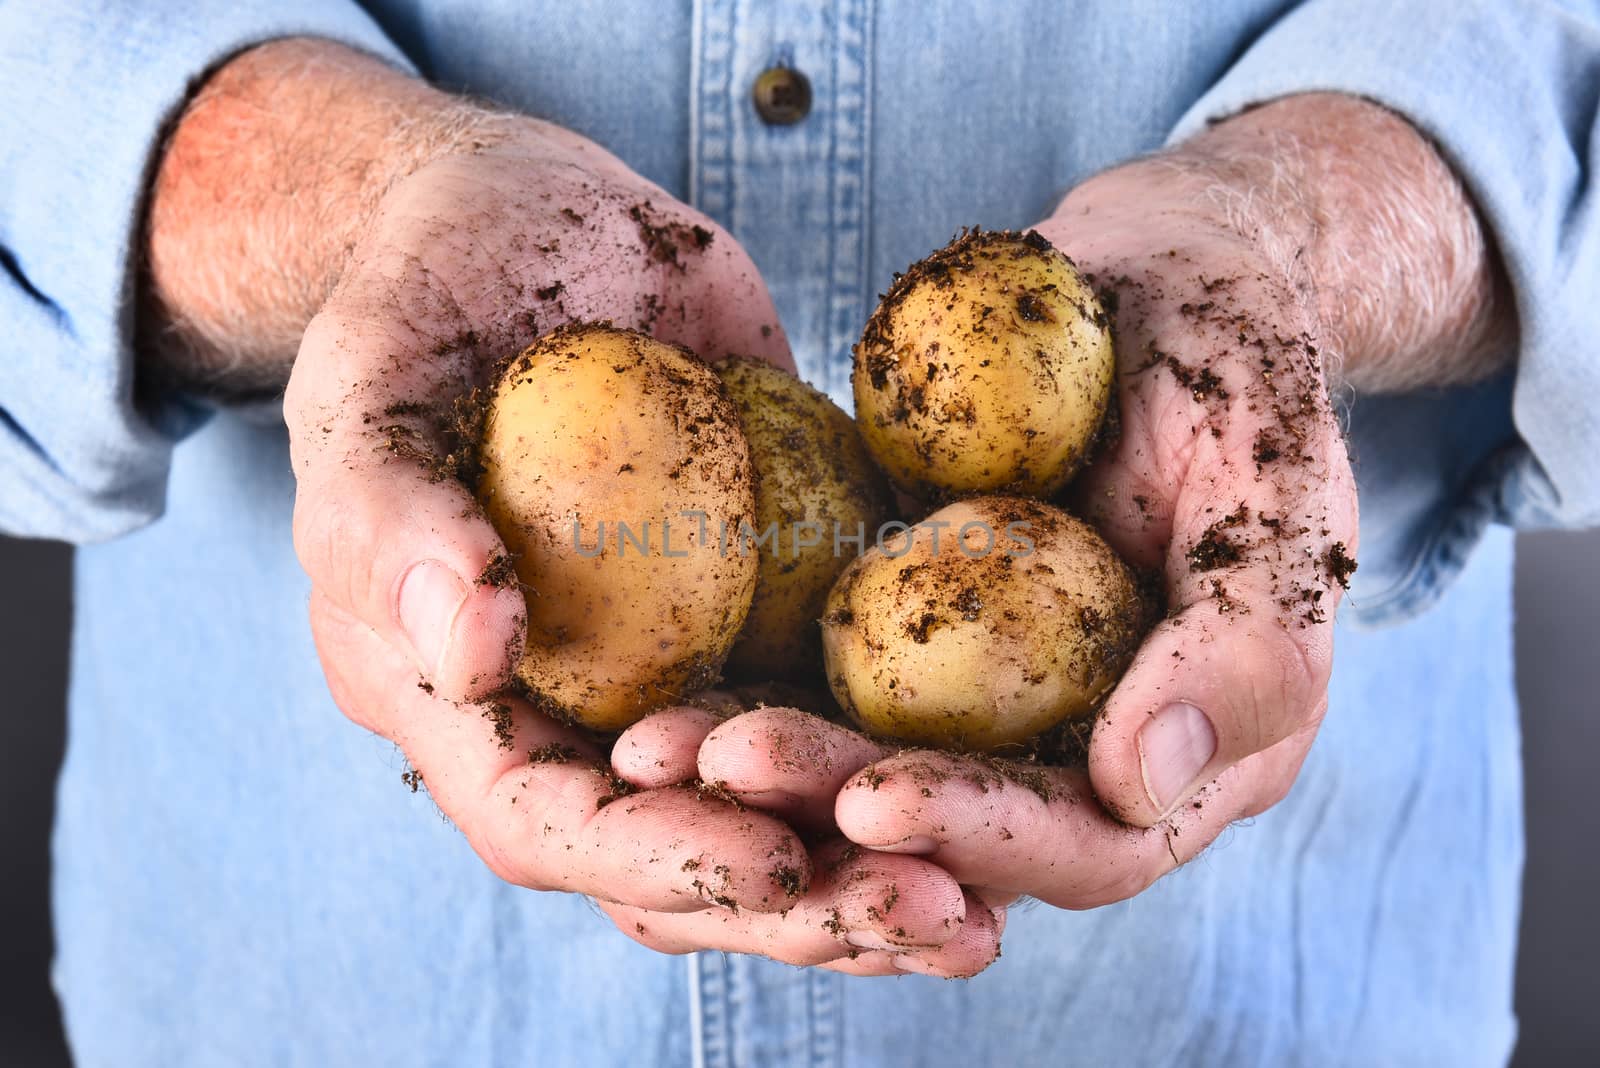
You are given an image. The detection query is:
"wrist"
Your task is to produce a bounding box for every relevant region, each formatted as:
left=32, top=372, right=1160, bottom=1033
left=1048, top=165, right=1325, bottom=380
left=1054, top=93, right=1513, bottom=392
left=139, top=38, right=524, bottom=394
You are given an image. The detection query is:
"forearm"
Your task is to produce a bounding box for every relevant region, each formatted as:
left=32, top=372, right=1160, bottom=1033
left=137, top=37, right=514, bottom=395
left=1057, top=93, right=1514, bottom=392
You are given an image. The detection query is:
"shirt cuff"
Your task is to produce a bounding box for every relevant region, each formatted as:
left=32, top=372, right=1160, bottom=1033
left=1167, top=0, right=1600, bottom=626
left=0, top=3, right=413, bottom=542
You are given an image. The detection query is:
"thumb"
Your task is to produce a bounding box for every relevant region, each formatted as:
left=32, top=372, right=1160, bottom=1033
left=286, top=309, right=525, bottom=703
left=1087, top=592, right=1332, bottom=827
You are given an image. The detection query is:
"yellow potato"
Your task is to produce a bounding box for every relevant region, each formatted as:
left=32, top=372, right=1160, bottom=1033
left=476, top=324, right=757, bottom=731
left=853, top=228, right=1114, bottom=498
left=821, top=496, right=1144, bottom=752
left=716, top=357, right=893, bottom=678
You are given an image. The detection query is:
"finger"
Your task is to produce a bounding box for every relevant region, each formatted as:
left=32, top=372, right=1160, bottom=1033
left=1066, top=274, right=1356, bottom=826
left=889, top=890, right=1003, bottom=979
left=575, top=786, right=810, bottom=912
left=598, top=839, right=972, bottom=966
left=697, top=707, right=894, bottom=831
left=819, top=951, right=902, bottom=977
left=612, top=705, right=724, bottom=788
left=1083, top=394, right=1352, bottom=826
left=973, top=889, right=1023, bottom=912
left=834, top=743, right=1312, bottom=910
left=825, top=900, right=1004, bottom=978
left=288, top=308, right=525, bottom=703
left=613, top=903, right=903, bottom=977
left=814, top=841, right=970, bottom=951
left=1087, top=595, right=1333, bottom=826
left=311, top=591, right=808, bottom=912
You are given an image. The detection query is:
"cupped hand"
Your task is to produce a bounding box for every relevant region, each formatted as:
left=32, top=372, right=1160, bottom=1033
left=1042, top=173, right=1358, bottom=834
left=693, top=166, right=1358, bottom=910
left=288, top=118, right=790, bottom=704
left=289, top=120, right=820, bottom=930
left=600, top=704, right=1003, bottom=977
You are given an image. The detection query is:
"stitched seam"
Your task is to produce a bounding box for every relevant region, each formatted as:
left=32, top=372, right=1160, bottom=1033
left=825, top=0, right=870, bottom=400
left=691, top=0, right=735, bottom=221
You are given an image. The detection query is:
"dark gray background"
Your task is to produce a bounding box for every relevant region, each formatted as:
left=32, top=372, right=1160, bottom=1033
left=2, top=529, right=1596, bottom=1065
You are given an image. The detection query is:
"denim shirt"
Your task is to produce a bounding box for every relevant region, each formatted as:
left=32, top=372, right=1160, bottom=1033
left=2, top=2, right=1597, bottom=1066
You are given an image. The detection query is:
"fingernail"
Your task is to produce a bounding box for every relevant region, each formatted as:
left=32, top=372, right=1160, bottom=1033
left=397, top=560, right=469, bottom=678
left=893, top=955, right=943, bottom=976
left=992, top=906, right=1008, bottom=936
left=739, top=788, right=805, bottom=810
left=868, top=835, right=939, bottom=856
left=1137, top=701, right=1217, bottom=816
left=845, top=930, right=903, bottom=952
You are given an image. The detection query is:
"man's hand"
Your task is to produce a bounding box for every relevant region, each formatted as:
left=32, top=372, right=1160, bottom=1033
left=603, top=704, right=1002, bottom=977
left=698, top=94, right=1512, bottom=908
left=141, top=38, right=998, bottom=972
left=313, top=616, right=999, bottom=975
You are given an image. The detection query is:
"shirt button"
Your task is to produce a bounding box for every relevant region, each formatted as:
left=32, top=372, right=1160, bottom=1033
left=752, top=67, right=812, bottom=126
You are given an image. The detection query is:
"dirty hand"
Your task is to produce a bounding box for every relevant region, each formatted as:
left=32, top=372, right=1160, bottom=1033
left=142, top=38, right=992, bottom=969
left=603, top=702, right=1002, bottom=977
left=689, top=191, right=1359, bottom=900
left=696, top=93, right=1511, bottom=910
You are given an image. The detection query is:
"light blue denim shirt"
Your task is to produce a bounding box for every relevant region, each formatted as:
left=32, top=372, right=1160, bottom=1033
left=2, top=2, right=1597, bottom=1066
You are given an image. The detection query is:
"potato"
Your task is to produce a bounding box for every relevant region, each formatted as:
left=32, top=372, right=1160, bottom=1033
left=852, top=228, right=1114, bottom=499
left=821, top=496, right=1144, bottom=752
left=476, top=324, right=757, bottom=731
left=715, top=357, right=893, bottom=678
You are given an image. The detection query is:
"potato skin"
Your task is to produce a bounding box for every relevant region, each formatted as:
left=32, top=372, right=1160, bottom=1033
left=852, top=229, right=1114, bottom=499
left=716, top=357, right=893, bottom=678
left=476, top=324, right=757, bottom=731
left=821, top=496, right=1143, bottom=752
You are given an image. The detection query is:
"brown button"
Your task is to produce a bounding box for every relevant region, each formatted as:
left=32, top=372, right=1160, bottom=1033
left=752, top=67, right=812, bottom=126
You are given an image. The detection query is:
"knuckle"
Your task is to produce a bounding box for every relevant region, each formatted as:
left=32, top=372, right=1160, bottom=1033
left=462, top=769, right=581, bottom=892
left=1074, top=865, right=1160, bottom=910
left=624, top=924, right=693, bottom=956
left=477, top=839, right=534, bottom=888
left=293, top=489, right=384, bottom=619
left=1235, top=620, right=1331, bottom=753
left=473, top=816, right=549, bottom=891
left=1273, top=618, right=1331, bottom=714
left=316, top=656, right=373, bottom=731
left=1250, top=772, right=1298, bottom=815
left=282, top=314, right=346, bottom=441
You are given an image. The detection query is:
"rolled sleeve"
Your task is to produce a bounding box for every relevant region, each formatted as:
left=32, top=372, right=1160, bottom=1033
left=1171, top=0, right=1600, bottom=624
left=0, top=3, right=412, bottom=542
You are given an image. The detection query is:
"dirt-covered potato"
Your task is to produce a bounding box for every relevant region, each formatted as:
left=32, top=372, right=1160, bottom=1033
left=821, top=496, right=1144, bottom=752
left=716, top=357, right=893, bottom=678
left=476, top=324, right=757, bottom=731
left=852, top=229, right=1114, bottom=499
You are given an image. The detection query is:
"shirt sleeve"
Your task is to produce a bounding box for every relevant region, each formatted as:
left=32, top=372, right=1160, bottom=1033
left=1169, top=0, right=1600, bottom=625
left=0, top=3, right=414, bottom=543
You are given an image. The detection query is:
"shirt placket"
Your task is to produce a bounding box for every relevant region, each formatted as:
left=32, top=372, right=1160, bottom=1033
left=689, top=948, right=841, bottom=1068
left=691, top=0, right=874, bottom=408
left=687, top=2, right=868, bottom=1067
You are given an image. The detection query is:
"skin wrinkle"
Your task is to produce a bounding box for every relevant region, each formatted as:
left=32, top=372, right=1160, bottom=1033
left=156, top=38, right=972, bottom=975
left=139, top=40, right=520, bottom=395
left=1156, top=94, right=1514, bottom=393
left=133, top=42, right=1517, bottom=974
